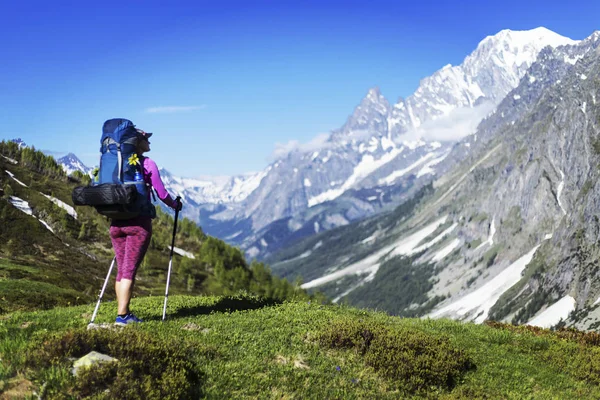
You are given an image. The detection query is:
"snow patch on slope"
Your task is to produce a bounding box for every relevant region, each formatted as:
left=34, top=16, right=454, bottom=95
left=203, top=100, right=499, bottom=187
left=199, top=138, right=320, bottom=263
left=416, top=151, right=450, bottom=178
left=378, top=153, right=436, bottom=186
left=42, top=194, right=78, bottom=219
left=1, top=155, right=18, bottom=164
left=527, top=295, right=576, bottom=328
left=557, top=169, right=567, bottom=215
left=308, top=147, right=403, bottom=206
left=400, top=223, right=458, bottom=257
left=39, top=220, right=55, bottom=233
left=301, top=216, right=448, bottom=289
left=9, top=195, right=33, bottom=215
left=5, top=170, right=27, bottom=187
left=170, top=246, right=195, bottom=259
left=8, top=196, right=54, bottom=233
left=476, top=218, right=496, bottom=250
left=429, top=243, right=543, bottom=323
left=432, top=238, right=462, bottom=262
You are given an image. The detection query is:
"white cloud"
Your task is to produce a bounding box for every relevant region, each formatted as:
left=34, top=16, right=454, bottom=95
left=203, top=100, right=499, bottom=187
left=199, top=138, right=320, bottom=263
left=267, top=102, right=495, bottom=162
left=270, top=133, right=330, bottom=160
left=402, top=102, right=496, bottom=142
left=145, top=105, right=206, bottom=114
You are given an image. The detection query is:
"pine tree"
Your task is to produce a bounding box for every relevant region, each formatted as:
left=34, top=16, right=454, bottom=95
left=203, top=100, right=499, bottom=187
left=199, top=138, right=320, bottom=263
left=78, top=222, right=87, bottom=241
left=3, top=183, right=13, bottom=198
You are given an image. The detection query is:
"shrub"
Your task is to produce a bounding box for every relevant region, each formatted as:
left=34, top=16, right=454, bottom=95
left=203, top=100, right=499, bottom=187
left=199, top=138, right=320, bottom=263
left=485, top=321, right=600, bottom=346
left=574, top=346, right=600, bottom=385
left=29, top=328, right=204, bottom=399
left=319, top=318, right=473, bottom=394
left=485, top=321, right=600, bottom=385
left=593, top=136, right=600, bottom=156
left=2, top=182, right=13, bottom=198
left=511, top=289, right=551, bottom=324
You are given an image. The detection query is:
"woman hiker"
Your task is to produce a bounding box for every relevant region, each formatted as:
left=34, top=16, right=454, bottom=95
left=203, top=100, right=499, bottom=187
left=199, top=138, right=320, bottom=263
left=110, top=128, right=182, bottom=326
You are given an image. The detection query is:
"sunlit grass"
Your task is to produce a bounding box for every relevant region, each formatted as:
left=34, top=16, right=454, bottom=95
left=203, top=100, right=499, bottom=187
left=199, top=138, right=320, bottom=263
left=2, top=294, right=600, bottom=398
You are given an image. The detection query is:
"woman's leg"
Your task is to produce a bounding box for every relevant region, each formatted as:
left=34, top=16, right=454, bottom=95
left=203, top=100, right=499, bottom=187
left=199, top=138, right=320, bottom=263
left=116, top=280, right=134, bottom=315
left=118, top=219, right=152, bottom=315
left=110, top=226, right=128, bottom=313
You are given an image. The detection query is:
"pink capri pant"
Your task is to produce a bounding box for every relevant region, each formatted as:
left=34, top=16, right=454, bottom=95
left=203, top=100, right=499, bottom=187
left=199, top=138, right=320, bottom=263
left=110, top=216, right=153, bottom=281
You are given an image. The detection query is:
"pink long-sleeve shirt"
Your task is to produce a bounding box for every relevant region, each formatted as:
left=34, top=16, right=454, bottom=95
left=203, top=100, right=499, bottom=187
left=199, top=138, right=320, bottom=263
left=142, top=157, right=177, bottom=209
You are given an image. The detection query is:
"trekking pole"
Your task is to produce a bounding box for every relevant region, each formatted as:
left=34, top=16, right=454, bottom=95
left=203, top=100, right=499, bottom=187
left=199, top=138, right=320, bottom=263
left=88, top=257, right=116, bottom=327
left=162, top=196, right=181, bottom=321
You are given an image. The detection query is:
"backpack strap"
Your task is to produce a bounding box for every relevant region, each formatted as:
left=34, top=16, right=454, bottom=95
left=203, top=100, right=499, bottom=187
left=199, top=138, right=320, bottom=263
left=101, top=136, right=137, bottom=148
left=139, top=155, right=156, bottom=201
left=117, top=143, right=123, bottom=182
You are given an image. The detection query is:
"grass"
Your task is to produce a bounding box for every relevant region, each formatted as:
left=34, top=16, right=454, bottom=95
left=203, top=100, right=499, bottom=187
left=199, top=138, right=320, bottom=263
left=0, top=258, right=95, bottom=314
left=1, top=156, right=311, bottom=315
left=3, top=295, right=600, bottom=398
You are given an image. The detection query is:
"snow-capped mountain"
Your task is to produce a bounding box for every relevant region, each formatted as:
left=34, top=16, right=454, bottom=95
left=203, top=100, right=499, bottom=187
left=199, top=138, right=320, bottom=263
left=55, top=27, right=580, bottom=261
left=268, top=30, right=600, bottom=330
left=10, top=138, right=27, bottom=148
left=183, top=27, right=577, bottom=258
left=57, top=153, right=93, bottom=176
left=158, top=168, right=267, bottom=205
left=387, top=27, right=577, bottom=139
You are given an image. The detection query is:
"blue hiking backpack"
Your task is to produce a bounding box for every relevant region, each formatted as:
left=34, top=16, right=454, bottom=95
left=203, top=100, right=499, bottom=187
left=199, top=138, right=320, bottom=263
left=72, top=118, right=156, bottom=219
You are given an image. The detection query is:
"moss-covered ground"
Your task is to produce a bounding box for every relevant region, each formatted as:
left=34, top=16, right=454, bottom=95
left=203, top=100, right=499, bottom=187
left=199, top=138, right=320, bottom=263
left=3, top=294, right=600, bottom=399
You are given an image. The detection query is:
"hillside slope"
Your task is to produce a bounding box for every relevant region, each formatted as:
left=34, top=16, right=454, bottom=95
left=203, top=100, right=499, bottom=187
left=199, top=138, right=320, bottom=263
left=267, top=32, right=600, bottom=329
left=0, top=141, right=312, bottom=315
left=3, top=295, right=600, bottom=398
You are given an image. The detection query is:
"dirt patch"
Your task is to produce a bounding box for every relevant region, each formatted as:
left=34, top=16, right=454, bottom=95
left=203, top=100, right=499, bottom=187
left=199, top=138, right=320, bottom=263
left=0, top=376, right=35, bottom=399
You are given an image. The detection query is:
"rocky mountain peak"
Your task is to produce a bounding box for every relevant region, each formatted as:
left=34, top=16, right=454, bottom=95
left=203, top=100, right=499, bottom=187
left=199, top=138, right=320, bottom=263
left=330, top=87, right=391, bottom=143
left=60, top=153, right=80, bottom=161
left=463, top=27, right=577, bottom=86
left=57, top=153, right=92, bottom=175
left=583, top=30, right=600, bottom=44
left=475, top=27, right=576, bottom=53
left=396, top=27, right=577, bottom=137
left=272, top=29, right=600, bottom=330
left=364, top=86, right=386, bottom=102
left=10, top=138, right=27, bottom=148
left=355, top=86, right=391, bottom=116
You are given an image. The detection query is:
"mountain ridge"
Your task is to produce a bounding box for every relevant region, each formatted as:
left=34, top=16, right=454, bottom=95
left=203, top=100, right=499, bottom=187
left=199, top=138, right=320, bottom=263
left=200, top=26, right=578, bottom=259
left=266, top=30, right=600, bottom=330
left=54, top=27, right=580, bottom=262
left=57, top=152, right=93, bottom=176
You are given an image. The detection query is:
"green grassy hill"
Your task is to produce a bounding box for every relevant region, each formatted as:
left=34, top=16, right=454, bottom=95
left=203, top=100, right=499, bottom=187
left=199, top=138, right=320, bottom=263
left=5, top=142, right=600, bottom=399
left=3, top=294, right=600, bottom=399
left=0, top=141, right=316, bottom=316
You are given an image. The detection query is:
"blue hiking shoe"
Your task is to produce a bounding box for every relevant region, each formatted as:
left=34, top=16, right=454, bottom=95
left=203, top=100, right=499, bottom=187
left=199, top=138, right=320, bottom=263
left=115, top=313, right=143, bottom=326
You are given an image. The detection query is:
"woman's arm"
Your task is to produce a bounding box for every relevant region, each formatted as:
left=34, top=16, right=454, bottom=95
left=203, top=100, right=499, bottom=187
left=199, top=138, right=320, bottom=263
left=143, top=158, right=180, bottom=209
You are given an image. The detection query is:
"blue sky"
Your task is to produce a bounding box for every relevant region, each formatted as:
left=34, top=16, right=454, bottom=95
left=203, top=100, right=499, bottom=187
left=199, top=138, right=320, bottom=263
left=1, top=1, right=598, bottom=177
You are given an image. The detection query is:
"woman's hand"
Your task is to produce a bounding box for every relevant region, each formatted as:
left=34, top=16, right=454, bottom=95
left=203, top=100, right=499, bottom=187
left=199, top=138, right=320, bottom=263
left=174, top=197, right=183, bottom=211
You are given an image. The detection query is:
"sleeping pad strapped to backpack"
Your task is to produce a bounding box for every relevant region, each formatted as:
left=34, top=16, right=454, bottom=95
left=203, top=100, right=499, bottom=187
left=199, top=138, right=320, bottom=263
left=72, top=118, right=156, bottom=219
